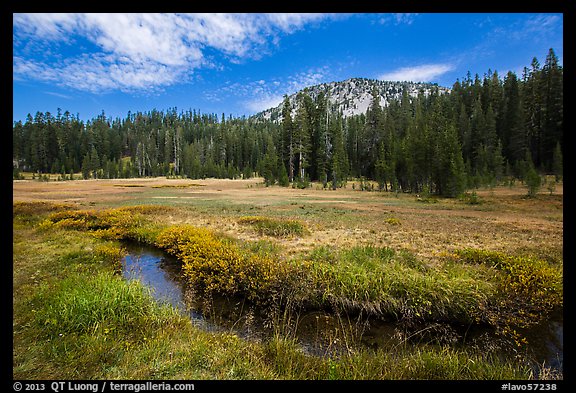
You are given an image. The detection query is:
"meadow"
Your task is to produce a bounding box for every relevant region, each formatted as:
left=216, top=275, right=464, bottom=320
left=13, top=176, right=563, bottom=380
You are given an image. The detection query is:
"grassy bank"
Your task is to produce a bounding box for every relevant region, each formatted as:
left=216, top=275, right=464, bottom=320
left=13, top=201, right=561, bottom=379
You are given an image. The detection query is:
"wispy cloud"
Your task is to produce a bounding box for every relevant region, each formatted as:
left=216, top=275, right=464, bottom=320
left=449, top=13, right=562, bottom=78
left=468, top=13, right=561, bottom=54
left=44, top=91, right=73, bottom=99
left=377, top=13, right=419, bottom=26
left=13, top=13, right=342, bottom=94
left=245, top=94, right=286, bottom=113
left=513, top=14, right=562, bottom=41
left=246, top=66, right=332, bottom=112
left=285, top=66, right=331, bottom=93
left=206, top=66, right=332, bottom=113
left=378, top=63, right=454, bottom=82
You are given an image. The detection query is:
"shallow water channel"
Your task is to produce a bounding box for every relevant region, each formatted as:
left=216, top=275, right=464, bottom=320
left=121, top=242, right=563, bottom=374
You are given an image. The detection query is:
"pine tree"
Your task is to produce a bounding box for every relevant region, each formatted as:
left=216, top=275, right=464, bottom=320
left=164, top=128, right=173, bottom=174
left=524, top=57, right=543, bottom=168
left=311, top=92, right=328, bottom=182
left=278, top=162, right=289, bottom=187
left=458, top=102, right=471, bottom=160
left=363, top=86, right=384, bottom=177
left=524, top=151, right=541, bottom=197
left=502, top=71, right=526, bottom=164
left=541, top=48, right=563, bottom=170
left=81, top=152, right=91, bottom=180
left=281, top=96, right=295, bottom=182
left=261, top=135, right=278, bottom=186
left=174, top=126, right=183, bottom=176
left=294, top=92, right=312, bottom=182
left=329, top=113, right=349, bottom=189
left=470, top=99, right=486, bottom=175
left=89, top=146, right=100, bottom=179
left=438, top=124, right=467, bottom=197
left=374, top=143, right=389, bottom=191
left=552, top=141, right=563, bottom=182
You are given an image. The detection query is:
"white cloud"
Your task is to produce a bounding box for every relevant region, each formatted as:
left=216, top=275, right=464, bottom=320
left=248, top=66, right=331, bottom=112
left=206, top=66, right=332, bottom=113
left=264, top=13, right=332, bottom=31
left=378, top=63, right=454, bottom=82
left=245, top=94, right=285, bottom=113
left=286, top=66, right=330, bottom=92
left=14, top=54, right=181, bottom=94
left=12, top=13, right=80, bottom=40
left=13, top=13, right=341, bottom=94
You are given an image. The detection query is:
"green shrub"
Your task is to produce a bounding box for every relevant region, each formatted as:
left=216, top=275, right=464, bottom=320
left=525, top=167, right=541, bottom=197
left=458, top=191, right=482, bottom=205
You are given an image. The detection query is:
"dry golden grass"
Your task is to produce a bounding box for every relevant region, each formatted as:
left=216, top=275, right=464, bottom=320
left=13, top=177, right=563, bottom=265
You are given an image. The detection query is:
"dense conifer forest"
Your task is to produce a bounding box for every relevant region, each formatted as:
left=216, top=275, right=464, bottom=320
left=13, top=49, right=562, bottom=197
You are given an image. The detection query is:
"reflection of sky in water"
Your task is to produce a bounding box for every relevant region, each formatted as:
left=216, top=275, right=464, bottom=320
left=122, top=248, right=185, bottom=310
left=121, top=244, right=213, bottom=330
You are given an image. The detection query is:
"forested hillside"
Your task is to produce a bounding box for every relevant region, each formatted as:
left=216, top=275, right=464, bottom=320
left=13, top=49, right=562, bottom=197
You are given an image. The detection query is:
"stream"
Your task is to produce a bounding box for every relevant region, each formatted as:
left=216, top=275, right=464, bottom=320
left=121, top=242, right=563, bottom=374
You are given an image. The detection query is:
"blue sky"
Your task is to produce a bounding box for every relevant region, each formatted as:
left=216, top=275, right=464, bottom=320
left=13, top=13, right=563, bottom=123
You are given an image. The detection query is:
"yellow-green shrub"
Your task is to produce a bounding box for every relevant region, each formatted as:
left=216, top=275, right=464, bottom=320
left=451, top=248, right=563, bottom=328
left=45, top=208, right=147, bottom=241
left=94, top=209, right=144, bottom=239
left=48, top=210, right=101, bottom=230
left=94, top=244, right=126, bottom=273
left=155, top=225, right=296, bottom=302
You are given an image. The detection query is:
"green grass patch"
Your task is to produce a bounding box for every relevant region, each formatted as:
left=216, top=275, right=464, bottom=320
left=303, top=245, right=494, bottom=323
left=32, top=272, right=177, bottom=338
left=238, top=216, right=309, bottom=237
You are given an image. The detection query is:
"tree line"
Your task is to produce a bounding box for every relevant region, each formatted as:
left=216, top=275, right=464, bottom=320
left=13, top=49, right=562, bottom=197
